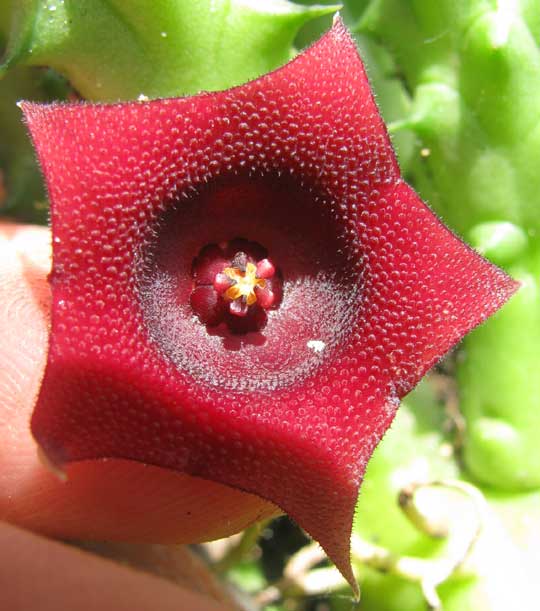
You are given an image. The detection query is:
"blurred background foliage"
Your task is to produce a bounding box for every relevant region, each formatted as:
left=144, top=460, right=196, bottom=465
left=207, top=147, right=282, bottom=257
left=1, top=1, right=539, bottom=609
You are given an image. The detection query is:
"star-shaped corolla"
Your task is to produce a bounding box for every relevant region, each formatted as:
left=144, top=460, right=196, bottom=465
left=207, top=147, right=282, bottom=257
left=22, top=19, right=517, bottom=592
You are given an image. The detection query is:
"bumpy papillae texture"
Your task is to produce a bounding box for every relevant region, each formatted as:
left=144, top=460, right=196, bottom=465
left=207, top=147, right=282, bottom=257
left=24, top=19, right=517, bottom=591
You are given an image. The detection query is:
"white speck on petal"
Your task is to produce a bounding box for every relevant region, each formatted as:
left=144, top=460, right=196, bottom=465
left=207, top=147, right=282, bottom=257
left=307, top=340, right=326, bottom=353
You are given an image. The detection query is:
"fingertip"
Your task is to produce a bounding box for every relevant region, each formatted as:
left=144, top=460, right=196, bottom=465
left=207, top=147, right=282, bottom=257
left=7, top=458, right=278, bottom=543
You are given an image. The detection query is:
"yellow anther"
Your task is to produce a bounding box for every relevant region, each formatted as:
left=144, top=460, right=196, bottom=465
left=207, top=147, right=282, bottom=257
left=223, top=262, right=266, bottom=306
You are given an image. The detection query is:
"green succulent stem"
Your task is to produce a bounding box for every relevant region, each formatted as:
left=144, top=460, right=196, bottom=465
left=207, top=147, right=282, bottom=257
left=0, top=0, right=340, bottom=100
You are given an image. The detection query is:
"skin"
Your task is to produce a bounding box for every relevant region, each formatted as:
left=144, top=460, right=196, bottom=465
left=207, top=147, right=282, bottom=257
left=0, top=522, right=228, bottom=611
left=0, top=222, right=277, bottom=609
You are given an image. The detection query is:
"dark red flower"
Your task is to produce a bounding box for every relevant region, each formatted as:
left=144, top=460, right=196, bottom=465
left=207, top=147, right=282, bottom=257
left=22, top=19, right=516, bottom=591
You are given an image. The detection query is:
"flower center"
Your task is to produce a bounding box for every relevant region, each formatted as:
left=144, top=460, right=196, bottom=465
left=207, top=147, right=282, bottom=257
left=190, top=238, right=282, bottom=333
left=139, top=173, right=358, bottom=390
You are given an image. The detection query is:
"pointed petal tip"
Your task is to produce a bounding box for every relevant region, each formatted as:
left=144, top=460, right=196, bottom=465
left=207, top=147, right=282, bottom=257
left=351, top=576, right=361, bottom=601
left=502, top=277, right=521, bottom=310
left=340, top=557, right=360, bottom=600
left=330, top=12, right=350, bottom=38
left=17, top=100, right=53, bottom=131
left=290, top=488, right=359, bottom=598
left=37, top=445, right=67, bottom=482
left=477, top=251, right=522, bottom=314
left=17, top=99, right=48, bottom=115
left=315, top=504, right=359, bottom=598
left=17, top=99, right=34, bottom=117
